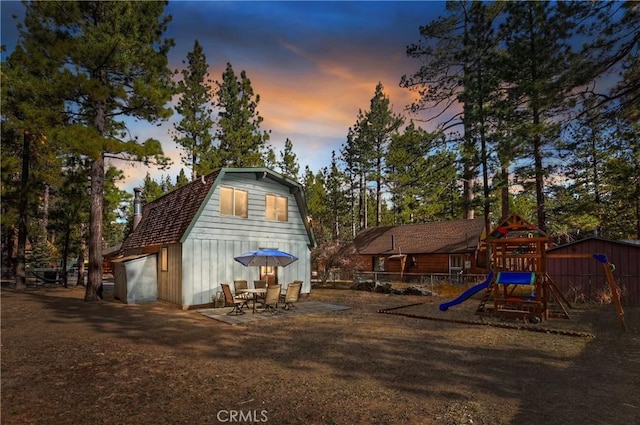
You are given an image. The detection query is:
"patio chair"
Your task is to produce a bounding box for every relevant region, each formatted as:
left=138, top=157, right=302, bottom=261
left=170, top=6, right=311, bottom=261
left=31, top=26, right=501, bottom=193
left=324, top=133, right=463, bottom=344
left=234, top=280, right=251, bottom=300
left=221, top=283, right=248, bottom=315
left=281, top=282, right=302, bottom=311
left=257, top=284, right=281, bottom=314
left=234, top=279, right=248, bottom=290
left=253, top=279, right=267, bottom=302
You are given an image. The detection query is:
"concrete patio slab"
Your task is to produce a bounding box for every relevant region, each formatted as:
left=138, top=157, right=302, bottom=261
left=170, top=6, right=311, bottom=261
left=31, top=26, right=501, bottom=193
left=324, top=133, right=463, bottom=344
left=197, top=301, right=349, bottom=325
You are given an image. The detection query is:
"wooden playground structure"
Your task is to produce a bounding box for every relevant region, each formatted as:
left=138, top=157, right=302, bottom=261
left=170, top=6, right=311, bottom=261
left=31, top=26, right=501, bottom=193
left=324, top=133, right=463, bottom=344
left=470, top=213, right=625, bottom=330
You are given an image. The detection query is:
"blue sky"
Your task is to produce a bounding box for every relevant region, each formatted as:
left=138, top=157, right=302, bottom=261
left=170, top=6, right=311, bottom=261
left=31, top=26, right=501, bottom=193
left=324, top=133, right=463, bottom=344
left=1, top=1, right=446, bottom=191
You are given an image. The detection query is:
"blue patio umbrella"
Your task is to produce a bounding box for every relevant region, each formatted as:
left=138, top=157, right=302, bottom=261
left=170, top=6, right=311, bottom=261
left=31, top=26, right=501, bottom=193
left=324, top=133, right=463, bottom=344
left=234, top=248, right=298, bottom=267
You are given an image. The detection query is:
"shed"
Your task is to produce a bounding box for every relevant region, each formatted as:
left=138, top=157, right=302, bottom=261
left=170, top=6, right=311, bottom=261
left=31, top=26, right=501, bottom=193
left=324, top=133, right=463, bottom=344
left=112, top=254, right=158, bottom=304
left=546, top=237, right=640, bottom=307
left=119, top=167, right=316, bottom=309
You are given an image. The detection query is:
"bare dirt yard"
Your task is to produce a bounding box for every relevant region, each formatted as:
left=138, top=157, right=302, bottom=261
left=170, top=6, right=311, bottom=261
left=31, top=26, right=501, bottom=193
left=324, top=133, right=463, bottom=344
left=2, top=283, right=639, bottom=425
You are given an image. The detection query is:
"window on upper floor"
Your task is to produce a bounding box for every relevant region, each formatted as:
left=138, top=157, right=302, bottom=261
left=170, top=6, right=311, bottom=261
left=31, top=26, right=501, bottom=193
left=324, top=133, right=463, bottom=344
left=220, top=186, right=248, bottom=218
left=265, top=194, right=288, bottom=222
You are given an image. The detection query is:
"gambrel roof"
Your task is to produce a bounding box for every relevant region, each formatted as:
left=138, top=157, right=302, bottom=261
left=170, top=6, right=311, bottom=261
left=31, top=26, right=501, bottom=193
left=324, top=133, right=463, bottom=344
left=122, top=168, right=315, bottom=251
left=353, top=218, right=485, bottom=255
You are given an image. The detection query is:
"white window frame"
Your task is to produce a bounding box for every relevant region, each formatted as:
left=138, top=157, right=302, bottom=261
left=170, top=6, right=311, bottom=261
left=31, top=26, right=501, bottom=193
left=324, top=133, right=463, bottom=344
left=265, top=194, right=288, bottom=222
left=449, top=254, right=464, bottom=274
left=220, top=186, right=248, bottom=218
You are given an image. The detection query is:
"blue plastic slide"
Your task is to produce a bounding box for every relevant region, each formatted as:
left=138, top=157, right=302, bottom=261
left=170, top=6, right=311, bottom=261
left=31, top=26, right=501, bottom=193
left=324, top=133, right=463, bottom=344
left=439, top=271, right=494, bottom=311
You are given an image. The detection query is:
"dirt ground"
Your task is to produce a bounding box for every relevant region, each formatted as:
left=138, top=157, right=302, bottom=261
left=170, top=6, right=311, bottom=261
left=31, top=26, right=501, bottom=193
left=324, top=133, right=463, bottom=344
left=2, top=284, right=639, bottom=425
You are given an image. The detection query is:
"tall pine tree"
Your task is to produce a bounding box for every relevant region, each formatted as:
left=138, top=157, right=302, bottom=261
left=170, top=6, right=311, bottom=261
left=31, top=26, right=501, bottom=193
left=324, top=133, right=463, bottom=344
left=173, top=40, right=215, bottom=180
left=11, top=2, right=174, bottom=300
left=498, top=1, right=593, bottom=232
left=213, top=63, right=270, bottom=167
left=277, top=138, right=300, bottom=181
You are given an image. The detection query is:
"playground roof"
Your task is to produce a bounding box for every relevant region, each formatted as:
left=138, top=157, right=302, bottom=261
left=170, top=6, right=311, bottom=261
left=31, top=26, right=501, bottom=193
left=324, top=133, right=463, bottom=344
left=485, top=213, right=547, bottom=240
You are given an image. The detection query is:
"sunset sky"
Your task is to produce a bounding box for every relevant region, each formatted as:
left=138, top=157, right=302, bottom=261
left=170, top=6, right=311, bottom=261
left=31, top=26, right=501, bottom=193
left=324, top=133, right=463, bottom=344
left=1, top=1, right=446, bottom=191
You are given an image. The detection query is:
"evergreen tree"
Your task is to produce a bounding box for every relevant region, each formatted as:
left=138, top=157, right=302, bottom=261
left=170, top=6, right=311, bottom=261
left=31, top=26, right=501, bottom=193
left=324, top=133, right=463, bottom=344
left=552, top=97, right=611, bottom=236
left=141, top=172, right=166, bottom=203
left=340, top=83, right=403, bottom=232
left=341, top=125, right=370, bottom=232
left=325, top=152, right=349, bottom=241
left=10, top=1, right=174, bottom=300
left=213, top=63, right=270, bottom=167
left=302, top=166, right=330, bottom=244
left=0, top=124, right=21, bottom=278
left=175, top=169, right=191, bottom=189
left=278, top=138, right=300, bottom=181
left=387, top=122, right=458, bottom=223
left=402, top=0, right=503, bottom=221
left=48, top=157, right=91, bottom=286
left=360, top=83, right=404, bottom=226
left=461, top=1, right=503, bottom=235
left=264, top=147, right=277, bottom=171
left=603, top=117, right=640, bottom=239
left=1, top=13, right=65, bottom=289
left=173, top=40, right=215, bottom=180
left=103, top=166, right=130, bottom=247
left=579, top=1, right=639, bottom=122
left=498, top=1, right=593, bottom=232
left=161, top=174, right=174, bottom=193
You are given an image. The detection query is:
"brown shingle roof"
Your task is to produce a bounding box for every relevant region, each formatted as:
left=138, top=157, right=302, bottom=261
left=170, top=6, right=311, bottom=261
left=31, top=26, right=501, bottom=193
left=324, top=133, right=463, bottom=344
left=122, top=171, right=220, bottom=250
left=353, top=218, right=485, bottom=255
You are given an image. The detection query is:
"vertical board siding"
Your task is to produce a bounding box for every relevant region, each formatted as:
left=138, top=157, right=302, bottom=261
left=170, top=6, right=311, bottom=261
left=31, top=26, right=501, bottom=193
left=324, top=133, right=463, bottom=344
left=547, top=240, right=640, bottom=307
left=182, top=238, right=311, bottom=306
left=158, top=244, right=182, bottom=305
left=181, top=173, right=312, bottom=306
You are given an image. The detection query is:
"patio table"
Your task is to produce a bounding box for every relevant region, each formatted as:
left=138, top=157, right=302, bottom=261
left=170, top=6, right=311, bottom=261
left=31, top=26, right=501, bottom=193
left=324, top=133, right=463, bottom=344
left=238, top=288, right=267, bottom=313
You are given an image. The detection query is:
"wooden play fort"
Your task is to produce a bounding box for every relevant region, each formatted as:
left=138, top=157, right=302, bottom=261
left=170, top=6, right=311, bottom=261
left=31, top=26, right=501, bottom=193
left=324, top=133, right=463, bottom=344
left=444, top=213, right=625, bottom=330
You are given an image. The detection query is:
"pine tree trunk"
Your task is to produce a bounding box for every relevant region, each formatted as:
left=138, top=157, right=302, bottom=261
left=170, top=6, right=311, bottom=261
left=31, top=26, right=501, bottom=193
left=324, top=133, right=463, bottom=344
left=501, top=166, right=510, bottom=219
left=85, top=154, right=104, bottom=301
left=2, top=226, right=16, bottom=278
left=463, top=178, right=475, bottom=219
left=533, top=132, right=546, bottom=233
left=61, top=222, right=71, bottom=288
left=15, top=131, right=30, bottom=291
left=42, top=183, right=50, bottom=242
left=76, top=230, right=86, bottom=287
left=85, top=97, right=106, bottom=301
left=636, top=169, right=640, bottom=239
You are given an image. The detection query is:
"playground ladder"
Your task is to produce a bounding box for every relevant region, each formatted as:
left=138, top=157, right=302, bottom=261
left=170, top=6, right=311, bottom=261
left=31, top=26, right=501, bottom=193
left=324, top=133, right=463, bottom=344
left=476, top=280, right=495, bottom=313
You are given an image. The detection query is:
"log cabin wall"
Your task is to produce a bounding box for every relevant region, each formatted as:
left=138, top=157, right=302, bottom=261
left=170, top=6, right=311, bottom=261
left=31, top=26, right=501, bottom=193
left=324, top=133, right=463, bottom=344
left=357, top=253, right=483, bottom=275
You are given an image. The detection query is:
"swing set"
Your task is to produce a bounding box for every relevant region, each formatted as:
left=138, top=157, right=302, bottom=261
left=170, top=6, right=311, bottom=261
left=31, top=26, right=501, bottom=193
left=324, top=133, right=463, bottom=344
left=448, top=213, right=626, bottom=330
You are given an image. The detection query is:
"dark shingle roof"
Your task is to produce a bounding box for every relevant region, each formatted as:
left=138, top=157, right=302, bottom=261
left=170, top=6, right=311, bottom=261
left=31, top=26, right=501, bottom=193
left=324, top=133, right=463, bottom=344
left=122, top=171, right=220, bottom=250
left=353, top=218, right=485, bottom=255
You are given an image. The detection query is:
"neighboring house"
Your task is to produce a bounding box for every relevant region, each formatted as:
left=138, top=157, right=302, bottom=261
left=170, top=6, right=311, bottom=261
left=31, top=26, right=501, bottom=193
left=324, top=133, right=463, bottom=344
left=102, top=244, right=121, bottom=275
left=351, top=218, right=487, bottom=277
left=546, top=237, right=640, bottom=307
left=114, top=168, right=316, bottom=308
